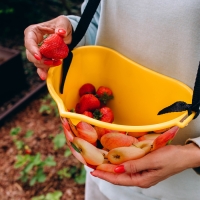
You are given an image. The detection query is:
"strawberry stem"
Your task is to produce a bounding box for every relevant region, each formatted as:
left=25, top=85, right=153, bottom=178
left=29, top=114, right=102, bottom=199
left=97, top=93, right=113, bottom=104
left=93, top=109, right=102, bottom=120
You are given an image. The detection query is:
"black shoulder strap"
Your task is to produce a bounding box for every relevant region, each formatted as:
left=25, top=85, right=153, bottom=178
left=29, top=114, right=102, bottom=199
left=190, top=62, right=200, bottom=119
left=60, top=0, right=101, bottom=93
left=158, top=62, right=200, bottom=120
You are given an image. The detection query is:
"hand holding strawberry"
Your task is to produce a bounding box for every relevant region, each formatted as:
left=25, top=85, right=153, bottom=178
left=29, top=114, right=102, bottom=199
left=39, top=33, right=69, bottom=60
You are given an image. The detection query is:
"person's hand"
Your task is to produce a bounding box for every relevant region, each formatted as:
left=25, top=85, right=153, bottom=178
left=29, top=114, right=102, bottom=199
left=91, top=143, right=200, bottom=188
left=24, top=15, right=73, bottom=80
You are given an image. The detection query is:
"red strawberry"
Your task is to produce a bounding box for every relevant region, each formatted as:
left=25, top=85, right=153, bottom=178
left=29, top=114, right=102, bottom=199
left=83, top=111, right=93, bottom=118
left=39, top=33, right=69, bottom=60
left=24, top=149, right=32, bottom=155
left=75, top=94, right=100, bottom=114
left=24, top=145, right=32, bottom=155
left=93, top=107, right=114, bottom=123
left=96, top=86, right=113, bottom=104
left=79, top=83, right=96, bottom=97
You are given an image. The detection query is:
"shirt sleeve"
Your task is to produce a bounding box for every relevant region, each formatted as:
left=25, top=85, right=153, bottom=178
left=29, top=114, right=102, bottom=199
left=185, top=137, right=200, bottom=174
left=66, top=0, right=100, bottom=46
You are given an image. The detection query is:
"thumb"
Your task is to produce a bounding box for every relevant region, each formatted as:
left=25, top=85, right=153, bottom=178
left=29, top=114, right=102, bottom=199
left=54, top=17, right=73, bottom=44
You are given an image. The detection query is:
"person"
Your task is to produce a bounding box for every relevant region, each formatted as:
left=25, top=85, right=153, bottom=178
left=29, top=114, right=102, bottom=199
left=24, top=0, right=200, bottom=199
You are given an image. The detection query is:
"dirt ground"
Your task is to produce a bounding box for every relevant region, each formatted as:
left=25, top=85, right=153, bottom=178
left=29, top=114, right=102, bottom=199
left=0, top=89, right=85, bottom=200
left=0, top=1, right=87, bottom=199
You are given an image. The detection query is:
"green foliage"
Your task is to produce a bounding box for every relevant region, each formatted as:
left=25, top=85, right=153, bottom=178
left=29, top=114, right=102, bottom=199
left=10, top=126, right=21, bottom=136
left=10, top=126, right=25, bottom=150
left=57, top=165, right=86, bottom=184
left=51, top=131, right=72, bottom=156
left=74, top=165, right=86, bottom=184
left=32, top=191, right=63, bottom=200
left=39, top=105, right=52, bottom=115
left=39, top=93, right=59, bottom=117
left=57, top=167, right=71, bottom=179
left=14, top=153, right=56, bottom=186
left=64, top=148, right=72, bottom=157
left=10, top=127, right=35, bottom=151
left=14, top=140, right=25, bottom=150
left=52, top=132, right=66, bottom=150
left=25, top=130, right=34, bottom=138
left=8, top=96, right=85, bottom=199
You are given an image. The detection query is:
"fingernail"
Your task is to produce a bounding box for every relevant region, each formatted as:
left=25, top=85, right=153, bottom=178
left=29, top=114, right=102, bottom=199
left=34, top=53, right=41, bottom=60
left=40, top=76, right=45, bottom=80
left=114, top=165, right=125, bottom=173
left=58, top=29, right=66, bottom=34
left=53, top=59, right=62, bottom=66
left=39, top=74, right=46, bottom=80
left=44, top=60, right=53, bottom=66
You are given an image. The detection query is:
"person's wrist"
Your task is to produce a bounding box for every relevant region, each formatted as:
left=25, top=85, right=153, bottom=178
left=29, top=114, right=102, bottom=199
left=183, top=142, right=200, bottom=169
left=186, top=137, right=200, bottom=148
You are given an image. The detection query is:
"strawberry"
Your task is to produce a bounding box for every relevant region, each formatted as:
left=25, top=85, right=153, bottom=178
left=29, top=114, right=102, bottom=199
left=75, top=94, right=100, bottom=114
left=83, top=111, right=93, bottom=118
left=24, top=145, right=32, bottom=155
left=96, top=86, right=113, bottom=104
left=93, top=107, right=114, bottom=123
left=39, top=33, right=69, bottom=60
left=79, top=83, right=96, bottom=97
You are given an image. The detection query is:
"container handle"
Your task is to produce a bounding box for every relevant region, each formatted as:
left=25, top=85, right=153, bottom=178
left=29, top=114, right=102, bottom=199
left=176, top=112, right=196, bottom=128
left=158, top=62, right=200, bottom=120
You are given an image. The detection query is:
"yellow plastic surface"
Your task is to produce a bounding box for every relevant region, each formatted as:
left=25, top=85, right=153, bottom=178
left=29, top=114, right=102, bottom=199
left=47, top=46, right=195, bottom=132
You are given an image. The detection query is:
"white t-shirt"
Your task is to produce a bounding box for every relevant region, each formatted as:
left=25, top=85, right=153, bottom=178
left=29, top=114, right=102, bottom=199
left=68, top=0, right=200, bottom=199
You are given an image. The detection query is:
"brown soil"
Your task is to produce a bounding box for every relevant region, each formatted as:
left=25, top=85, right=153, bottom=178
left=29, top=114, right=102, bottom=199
left=0, top=1, right=86, bottom=199
left=0, top=89, right=85, bottom=200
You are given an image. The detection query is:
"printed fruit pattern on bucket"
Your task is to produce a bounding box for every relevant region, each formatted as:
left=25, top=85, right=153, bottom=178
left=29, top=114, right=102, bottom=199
left=60, top=83, right=180, bottom=173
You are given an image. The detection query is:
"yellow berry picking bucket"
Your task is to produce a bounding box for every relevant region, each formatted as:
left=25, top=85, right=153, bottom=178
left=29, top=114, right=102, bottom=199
left=46, top=46, right=196, bottom=170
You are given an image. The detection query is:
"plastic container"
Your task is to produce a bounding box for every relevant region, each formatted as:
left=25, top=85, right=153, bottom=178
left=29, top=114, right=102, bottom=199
left=46, top=46, right=195, bottom=170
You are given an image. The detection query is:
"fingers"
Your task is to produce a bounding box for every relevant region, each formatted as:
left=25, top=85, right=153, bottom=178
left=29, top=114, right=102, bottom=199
left=24, top=15, right=72, bottom=57
left=35, top=59, right=61, bottom=80
left=91, top=169, right=156, bottom=188
left=37, top=68, right=48, bottom=80
left=54, top=15, right=73, bottom=44
left=90, top=170, right=132, bottom=186
left=91, top=145, right=193, bottom=188
left=91, top=153, right=163, bottom=187
left=34, top=59, right=61, bottom=81
left=26, top=49, right=61, bottom=80
left=123, top=155, right=157, bottom=174
left=24, top=15, right=71, bottom=80
left=24, top=24, right=51, bottom=57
